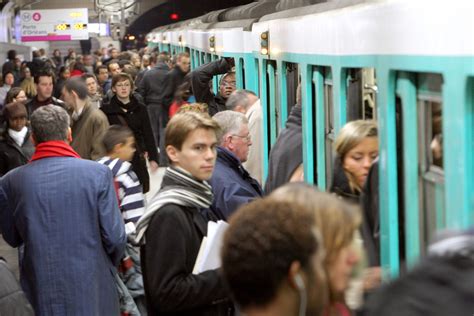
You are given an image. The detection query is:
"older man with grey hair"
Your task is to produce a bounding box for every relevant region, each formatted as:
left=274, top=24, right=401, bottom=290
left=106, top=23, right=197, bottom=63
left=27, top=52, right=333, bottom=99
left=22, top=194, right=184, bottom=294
left=226, top=89, right=263, bottom=185
left=209, top=110, right=263, bottom=220
left=0, top=105, right=125, bottom=315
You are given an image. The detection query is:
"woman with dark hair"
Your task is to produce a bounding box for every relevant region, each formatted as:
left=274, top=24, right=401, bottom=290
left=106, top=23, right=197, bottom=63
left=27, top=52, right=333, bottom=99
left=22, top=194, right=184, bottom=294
left=168, top=78, right=194, bottom=118
left=4, top=87, right=28, bottom=111
left=0, top=102, right=35, bottom=175
left=0, top=72, right=15, bottom=108
left=100, top=73, right=159, bottom=193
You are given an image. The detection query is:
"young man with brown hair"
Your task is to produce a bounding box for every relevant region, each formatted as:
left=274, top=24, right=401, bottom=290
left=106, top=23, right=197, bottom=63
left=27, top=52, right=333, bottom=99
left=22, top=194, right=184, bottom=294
left=134, top=112, right=233, bottom=316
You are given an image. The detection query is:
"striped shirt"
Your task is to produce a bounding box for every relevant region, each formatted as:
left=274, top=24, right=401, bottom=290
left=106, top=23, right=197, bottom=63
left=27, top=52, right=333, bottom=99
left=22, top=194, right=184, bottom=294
left=97, top=157, right=145, bottom=224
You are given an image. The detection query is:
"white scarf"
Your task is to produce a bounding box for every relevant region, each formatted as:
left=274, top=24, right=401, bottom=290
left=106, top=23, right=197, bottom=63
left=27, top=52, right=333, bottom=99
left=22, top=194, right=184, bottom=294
left=8, top=126, right=28, bottom=147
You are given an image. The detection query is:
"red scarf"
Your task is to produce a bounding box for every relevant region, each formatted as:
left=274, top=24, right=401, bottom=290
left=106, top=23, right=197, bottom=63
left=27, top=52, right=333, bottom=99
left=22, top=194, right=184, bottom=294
left=30, top=141, right=81, bottom=162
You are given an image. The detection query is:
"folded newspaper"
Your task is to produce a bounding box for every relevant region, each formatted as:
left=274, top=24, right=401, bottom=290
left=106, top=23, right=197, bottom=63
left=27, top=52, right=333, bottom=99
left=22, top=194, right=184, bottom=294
left=193, top=220, right=229, bottom=274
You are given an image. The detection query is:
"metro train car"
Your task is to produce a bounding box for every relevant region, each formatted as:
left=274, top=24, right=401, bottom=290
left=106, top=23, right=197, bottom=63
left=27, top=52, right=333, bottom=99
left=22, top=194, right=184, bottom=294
left=146, top=0, right=474, bottom=277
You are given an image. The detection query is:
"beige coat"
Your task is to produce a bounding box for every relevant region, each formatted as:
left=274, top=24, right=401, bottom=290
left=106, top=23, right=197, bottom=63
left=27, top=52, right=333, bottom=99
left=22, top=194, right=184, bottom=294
left=243, top=100, right=264, bottom=185
left=71, top=102, right=109, bottom=160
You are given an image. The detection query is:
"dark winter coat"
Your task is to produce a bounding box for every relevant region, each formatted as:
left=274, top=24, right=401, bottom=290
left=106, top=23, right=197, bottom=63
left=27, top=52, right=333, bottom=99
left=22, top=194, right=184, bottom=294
left=138, top=62, right=170, bottom=105
left=360, top=160, right=380, bottom=266
left=141, top=176, right=233, bottom=316
left=163, top=66, right=187, bottom=107
left=191, top=59, right=232, bottom=116
left=209, top=147, right=263, bottom=220
left=264, top=105, right=302, bottom=194
left=25, top=96, right=66, bottom=116
left=0, top=129, right=35, bottom=176
left=329, top=157, right=360, bottom=204
left=365, top=231, right=474, bottom=316
left=101, top=95, right=158, bottom=193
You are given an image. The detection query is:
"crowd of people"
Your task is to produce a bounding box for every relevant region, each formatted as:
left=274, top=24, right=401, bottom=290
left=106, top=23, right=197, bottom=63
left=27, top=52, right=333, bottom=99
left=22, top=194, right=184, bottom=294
left=0, top=46, right=472, bottom=316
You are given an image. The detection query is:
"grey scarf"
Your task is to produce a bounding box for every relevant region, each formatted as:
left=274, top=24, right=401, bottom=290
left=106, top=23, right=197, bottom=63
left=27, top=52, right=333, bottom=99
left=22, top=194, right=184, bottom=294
left=130, top=166, right=213, bottom=245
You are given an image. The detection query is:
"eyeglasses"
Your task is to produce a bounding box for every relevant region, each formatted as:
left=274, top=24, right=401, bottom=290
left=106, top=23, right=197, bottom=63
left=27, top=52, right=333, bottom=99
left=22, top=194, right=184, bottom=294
left=231, top=134, right=251, bottom=142
left=222, top=81, right=236, bottom=88
left=115, top=83, right=131, bottom=88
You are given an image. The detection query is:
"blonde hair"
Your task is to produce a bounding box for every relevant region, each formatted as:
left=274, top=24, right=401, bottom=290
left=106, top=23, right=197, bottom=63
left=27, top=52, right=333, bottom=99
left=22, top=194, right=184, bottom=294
left=20, top=77, right=37, bottom=99
left=271, top=183, right=361, bottom=303
left=334, top=120, right=377, bottom=159
left=177, top=102, right=208, bottom=114
left=165, top=111, right=220, bottom=151
left=334, top=120, right=378, bottom=192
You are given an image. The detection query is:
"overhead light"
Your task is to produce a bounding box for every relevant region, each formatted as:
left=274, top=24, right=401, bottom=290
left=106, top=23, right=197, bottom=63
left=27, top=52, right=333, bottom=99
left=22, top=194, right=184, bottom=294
left=260, top=31, right=269, bottom=55
left=209, top=35, right=215, bottom=52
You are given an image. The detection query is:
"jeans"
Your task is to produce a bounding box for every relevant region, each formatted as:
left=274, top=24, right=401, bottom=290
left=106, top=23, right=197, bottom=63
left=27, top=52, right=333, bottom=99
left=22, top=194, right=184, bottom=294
left=147, top=103, right=168, bottom=165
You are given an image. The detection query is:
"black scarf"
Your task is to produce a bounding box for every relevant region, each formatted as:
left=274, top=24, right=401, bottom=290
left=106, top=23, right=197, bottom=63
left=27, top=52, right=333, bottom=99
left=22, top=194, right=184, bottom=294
left=131, top=166, right=213, bottom=245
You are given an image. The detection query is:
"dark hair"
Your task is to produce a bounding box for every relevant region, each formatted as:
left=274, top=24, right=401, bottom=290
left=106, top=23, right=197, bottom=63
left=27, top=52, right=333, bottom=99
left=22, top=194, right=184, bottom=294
left=72, top=62, right=87, bottom=73
left=4, top=87, right=24, bottom=104
left=95, top=65, right=108, bottom=75
left=102, top=125, right=134, bottom=154
left=111, top=73, right=134, bottom=90
left=221, top=198, right=320, bottom=308
left=63, top=77, right=88, bottom=100
left=34, top=70, right=54, bottom=84
left=31, top=105, right=70, bottom=143
left=7, top=50, right=16, bottom=61
left=81, top=73, right=97, bottom=82
left=174, top=79, right=192, bottom=103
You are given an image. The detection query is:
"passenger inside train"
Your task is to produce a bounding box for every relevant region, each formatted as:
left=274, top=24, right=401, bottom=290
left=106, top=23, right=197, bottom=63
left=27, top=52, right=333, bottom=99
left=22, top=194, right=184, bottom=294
left=0, top=0, right=473, bottom=315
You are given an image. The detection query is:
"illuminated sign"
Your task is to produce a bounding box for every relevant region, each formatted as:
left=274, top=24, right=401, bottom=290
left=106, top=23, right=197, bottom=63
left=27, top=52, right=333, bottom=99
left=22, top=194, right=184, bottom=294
left=20, top=8, right=88, bottom=42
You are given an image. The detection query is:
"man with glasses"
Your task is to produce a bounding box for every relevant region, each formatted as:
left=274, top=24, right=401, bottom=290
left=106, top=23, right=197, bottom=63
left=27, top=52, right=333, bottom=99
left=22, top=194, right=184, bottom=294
left=209, top=110, right=263, bottom=220
left=190, top=57, right=235, bottom=116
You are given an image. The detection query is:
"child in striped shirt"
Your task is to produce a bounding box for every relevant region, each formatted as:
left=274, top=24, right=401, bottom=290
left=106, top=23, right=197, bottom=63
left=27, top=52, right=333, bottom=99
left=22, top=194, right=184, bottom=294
left=98, top=125, right=145, bottom=233
left=98, top=125, right=147, bottom=315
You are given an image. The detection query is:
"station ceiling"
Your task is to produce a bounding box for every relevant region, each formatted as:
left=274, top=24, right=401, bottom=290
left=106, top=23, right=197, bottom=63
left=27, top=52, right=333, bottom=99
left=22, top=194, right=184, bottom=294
left=4, top=0, right=253, bottom=35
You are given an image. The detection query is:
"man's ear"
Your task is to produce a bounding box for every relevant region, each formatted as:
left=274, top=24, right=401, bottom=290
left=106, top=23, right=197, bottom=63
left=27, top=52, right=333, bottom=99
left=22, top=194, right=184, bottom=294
left=234, top=105, right=246, bottom=114
left=67, top=127, right=73, bottom=143
left=166, top=145, right=179, bottom=163
left=31, top=133, right=37, bottom=146
left=288, top=260, right=303, bottom=291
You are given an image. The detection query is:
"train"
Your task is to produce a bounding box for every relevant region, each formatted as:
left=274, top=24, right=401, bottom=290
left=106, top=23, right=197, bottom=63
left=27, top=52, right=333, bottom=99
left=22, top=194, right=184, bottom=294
left=145, top=0, right=474, bottom=277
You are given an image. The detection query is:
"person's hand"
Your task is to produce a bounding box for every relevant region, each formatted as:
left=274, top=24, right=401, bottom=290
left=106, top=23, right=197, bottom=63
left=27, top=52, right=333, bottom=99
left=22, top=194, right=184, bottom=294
left=224, top=57, right=235, bottom=68
left=363, top=267, right=382, bottom=291
left=149, top=161, right=159, bottom=172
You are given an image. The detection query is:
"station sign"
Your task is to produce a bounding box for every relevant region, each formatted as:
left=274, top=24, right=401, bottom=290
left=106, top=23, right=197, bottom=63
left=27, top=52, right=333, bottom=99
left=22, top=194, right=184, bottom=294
left=20, top=8, right=89, bottom=42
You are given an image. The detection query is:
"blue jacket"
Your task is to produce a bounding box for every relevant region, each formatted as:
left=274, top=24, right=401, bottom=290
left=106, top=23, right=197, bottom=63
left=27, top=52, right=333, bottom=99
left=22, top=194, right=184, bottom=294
left=209, top=147, right=263, bottom=220
left=0, top=157, right=126, bottom=316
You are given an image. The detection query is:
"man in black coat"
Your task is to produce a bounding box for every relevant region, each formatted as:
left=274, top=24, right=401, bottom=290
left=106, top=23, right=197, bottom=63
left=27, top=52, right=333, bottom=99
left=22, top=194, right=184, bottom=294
left=162, top=52, right=191, bottom=108
left=191, top=58, right=235, bottom=116
left=264, top=103, right=303, bottom=194
left=365, top=230, right=474, bottom=316
left=139, top=112, right=233, bottom=316
left=138, top=52, right=171, bottom=164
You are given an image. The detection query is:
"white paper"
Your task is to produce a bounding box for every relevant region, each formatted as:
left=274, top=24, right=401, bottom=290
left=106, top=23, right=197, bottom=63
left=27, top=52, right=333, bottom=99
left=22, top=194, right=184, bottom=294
left=192, top=220, right=229, bottom=274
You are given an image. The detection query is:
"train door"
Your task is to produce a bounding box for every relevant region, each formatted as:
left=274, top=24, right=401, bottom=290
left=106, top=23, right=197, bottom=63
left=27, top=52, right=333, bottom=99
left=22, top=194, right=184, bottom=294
left=396, top=72, right=445, bottom=267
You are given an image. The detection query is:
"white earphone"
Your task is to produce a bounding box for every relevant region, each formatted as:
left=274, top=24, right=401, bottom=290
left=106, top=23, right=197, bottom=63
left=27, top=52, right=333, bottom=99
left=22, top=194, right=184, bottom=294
left=294, top=273, right=305, bottom=291
left=294, top=273, right=307, bottom=316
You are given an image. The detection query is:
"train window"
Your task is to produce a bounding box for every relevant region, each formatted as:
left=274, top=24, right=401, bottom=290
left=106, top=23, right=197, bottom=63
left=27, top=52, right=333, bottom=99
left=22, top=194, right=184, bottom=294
left=346, top=68, right=377, bottom=121
left=417, top=73, right=445, bottom=250
left=324, top=68, right=335, bottom=187
left=236, top=57, right=246, bottom=89
left=285, top=62, right=299, bottom=124
left=265, top=60, right=279, bottom=143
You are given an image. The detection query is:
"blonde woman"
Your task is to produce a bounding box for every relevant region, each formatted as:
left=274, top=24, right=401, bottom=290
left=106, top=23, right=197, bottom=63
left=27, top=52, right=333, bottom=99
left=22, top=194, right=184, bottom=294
left=330, top=120, right=378, bottom=203
left=19, top=67, right=36, bottom=99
